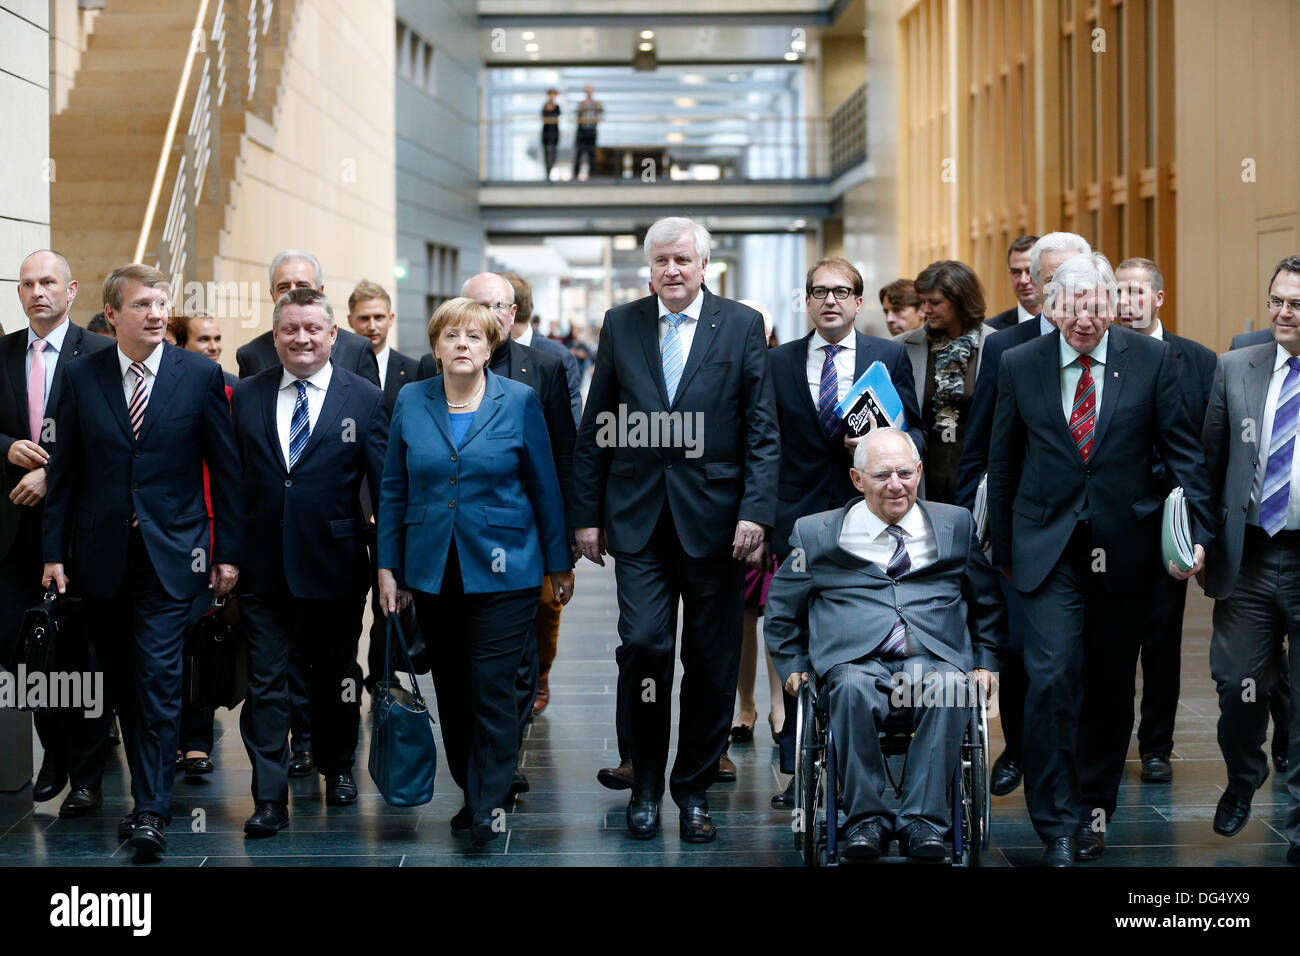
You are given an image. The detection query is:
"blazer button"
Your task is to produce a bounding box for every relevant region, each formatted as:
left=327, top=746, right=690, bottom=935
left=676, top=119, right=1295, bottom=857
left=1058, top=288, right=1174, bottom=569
left=450, top=453, right=458, bottom=462
left=448, top=500, right=456, bottom=508
left=133, top=451, right=141, bottom=460
left=285, top=479, right=292, bottom=487
left=666, top=462, right=673, bottom=469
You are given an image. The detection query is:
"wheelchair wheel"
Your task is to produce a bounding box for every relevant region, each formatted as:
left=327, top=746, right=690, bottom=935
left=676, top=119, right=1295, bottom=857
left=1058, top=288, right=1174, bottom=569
left=958, top=679, right=991, bottom=865
left=793, top=681, right=825, bottom=867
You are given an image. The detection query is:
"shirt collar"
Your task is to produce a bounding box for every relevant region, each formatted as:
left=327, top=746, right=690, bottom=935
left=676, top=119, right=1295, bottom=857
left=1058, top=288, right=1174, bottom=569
left=29, top=317, right=71, bottom=353
left=1017, top=303, right=1037, bottom=324
left=117, top=342, right=165, bottom=379
left=658, top=288, right=705, bottom=323
left=1060, top=327, right=1110, bottom=368
left=1274, top=343, right=1300, bottom=372
left=1148, top=318, right=1164, bottom=341
left=515, top=323, right=534, bottom=348
left=859, top=497, right=925, bottom=541
left=279, top=360, right=333, bottom=391
left=1038, top=314, right=1055, bottom=336
left=810, top=329, right=855, bottom=354
left=375, top=343, right=391, bottom=368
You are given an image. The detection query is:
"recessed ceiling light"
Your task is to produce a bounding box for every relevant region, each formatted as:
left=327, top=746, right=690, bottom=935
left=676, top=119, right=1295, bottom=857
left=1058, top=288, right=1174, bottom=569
left=525, top=42, right=539, bottom=52
left=640, top=30, right=655, bottom=40
left=638, top=42, right=654, bottom=52
left=680, top=74, right=706, bottom=84
left=522, top=31, right=535, bottom=40
left=674, top=97, right=697, bottom=108
left=784, top=52, right=800, bottom=61
left=666, top=132, right=686, bottom=143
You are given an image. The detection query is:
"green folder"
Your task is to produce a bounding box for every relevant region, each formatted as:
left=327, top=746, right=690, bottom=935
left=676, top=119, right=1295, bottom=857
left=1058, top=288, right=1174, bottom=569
left=1161, top=487, right=1194, bottom=572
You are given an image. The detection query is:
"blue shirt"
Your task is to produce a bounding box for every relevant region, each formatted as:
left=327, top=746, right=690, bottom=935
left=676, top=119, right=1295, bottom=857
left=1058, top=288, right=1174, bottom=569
left=449, top=410, right=475, bottom=447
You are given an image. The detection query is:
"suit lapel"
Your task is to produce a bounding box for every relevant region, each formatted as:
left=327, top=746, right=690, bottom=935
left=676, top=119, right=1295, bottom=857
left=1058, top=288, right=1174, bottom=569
left=134, top=346, right=183, bottom=446
left=4, top=333, right=26, bottom=435
left=260, top=370, right=288, bottom=472
left=917, top=500, right=956, bottom=564
left=294, top=368, right=348, bottom=467
left=1091, top=330, right=1127, bottom=452
left=46, top=323, right=86, bottom=416
left=94, top=347, right=135, bottom=441
left=790, top=332, right=820, bottom=424
left=1034, top=331, right=1077, bottom=451
left=823, top=501, right=889, bottom=578
left=457, top=371, right=505, bottom=448
left=421, top=376, right=456, bottom=448
left=671, top=290, right=722, bottom=407
left=635, top=298, right=671, bottom=408
left=384, top=351, right=408, bottom=407
left=1243, top=344, right=1274, bottom=442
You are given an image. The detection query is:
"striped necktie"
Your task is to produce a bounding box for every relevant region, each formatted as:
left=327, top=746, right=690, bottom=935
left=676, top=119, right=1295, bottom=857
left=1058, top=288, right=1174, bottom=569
left=128, top=362, right=149, bottom=439
left=879, top=525, right=911, bottom=659
left=1068, top=355, right=1096, bottom=461
left=1260, top=357, right=1300, bottom=536
left=662, top=312, right=684, bottom=403
left=288, top=380, right=310, bottom=469
left=818, top=343, right=845, bottom=439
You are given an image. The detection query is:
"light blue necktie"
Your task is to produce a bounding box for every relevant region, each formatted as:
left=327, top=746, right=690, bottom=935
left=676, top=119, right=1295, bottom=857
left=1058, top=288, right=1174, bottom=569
left=662, top=312, right=684, bottom=403
left=288, top=380, right=310, bottom=469
left=1260, top=357, right=1300, bottom=536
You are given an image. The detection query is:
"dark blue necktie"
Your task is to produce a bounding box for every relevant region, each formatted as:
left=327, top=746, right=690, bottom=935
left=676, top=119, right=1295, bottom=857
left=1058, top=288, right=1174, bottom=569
left=818, top=344, right=844, bottom=439
left=288, top=380, right=309, bottom=469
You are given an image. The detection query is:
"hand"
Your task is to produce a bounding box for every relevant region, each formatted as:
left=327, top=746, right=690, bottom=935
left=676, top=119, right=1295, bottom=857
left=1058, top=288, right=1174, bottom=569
left=784, top=671, right=809, bottom=697
left=7, top=439, right=49, bottom=469
left=731, top=519, right=764, bottom=560
left=1000, top=565, right=1013, bottom=582
left=42, top=562, right=67, bottom=594
left=9, top=467, right=46, bottom=506
left=575, top=527, right=607, bottom=567
left=209, top=563, right=239, bottom=598
left=1168, top=544, right=1205, bottom=581
left=843, top=433, right=861, bottom=455
left=549, top=570, right=575, bottom=606
left=972, top=668, right=996, bottom=699
left=745, top=540, right=770, bottom=572
left=377, top=569, right=411, bottom=615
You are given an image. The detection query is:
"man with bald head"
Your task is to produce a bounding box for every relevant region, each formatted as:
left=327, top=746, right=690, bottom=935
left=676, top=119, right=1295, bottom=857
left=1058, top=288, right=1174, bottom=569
left=2, top=250, right=114, bottom=816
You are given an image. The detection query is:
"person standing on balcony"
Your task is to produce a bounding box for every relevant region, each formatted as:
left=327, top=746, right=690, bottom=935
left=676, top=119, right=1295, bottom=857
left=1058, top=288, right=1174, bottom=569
left=573, top=85, right=603, bottom=180
left=541, top=88, right=561, bottom=181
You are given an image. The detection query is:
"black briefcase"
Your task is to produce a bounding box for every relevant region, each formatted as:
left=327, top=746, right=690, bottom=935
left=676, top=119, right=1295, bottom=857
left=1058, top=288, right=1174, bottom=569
left=5, top=590, right=80, bottom=688
left=183, top=596, right=247, bottom=710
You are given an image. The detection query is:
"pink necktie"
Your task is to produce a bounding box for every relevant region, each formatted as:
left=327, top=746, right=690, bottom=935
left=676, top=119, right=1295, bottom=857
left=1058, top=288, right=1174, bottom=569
left=28, top=339, right=47, bottom=442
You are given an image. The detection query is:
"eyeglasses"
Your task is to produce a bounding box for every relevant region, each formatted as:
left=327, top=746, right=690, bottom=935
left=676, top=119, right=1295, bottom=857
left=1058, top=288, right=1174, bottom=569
left=1267, top=296, right=1300, bottom=314
left=486, top=303, right=513, bottom=314
left=866, top=468, right=917, bottom=483
left=810, top=286, right=854, bottom=301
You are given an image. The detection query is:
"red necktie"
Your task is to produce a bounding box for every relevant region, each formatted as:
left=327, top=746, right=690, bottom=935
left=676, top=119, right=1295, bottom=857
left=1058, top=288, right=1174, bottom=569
left=1069, top=355, right=1096, bottom=461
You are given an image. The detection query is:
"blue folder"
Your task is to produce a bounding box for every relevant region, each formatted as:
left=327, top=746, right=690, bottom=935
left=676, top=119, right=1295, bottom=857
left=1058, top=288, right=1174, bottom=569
left=835, top=360, right=909, bottom=436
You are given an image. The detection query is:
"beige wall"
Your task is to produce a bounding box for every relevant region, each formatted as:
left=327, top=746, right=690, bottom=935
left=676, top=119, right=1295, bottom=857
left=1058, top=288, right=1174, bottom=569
left=215, top=0, right=396, bottom=367
left=1176, top=0, right=1300, bottom=351
left=48, top=0, right=98, bottom=115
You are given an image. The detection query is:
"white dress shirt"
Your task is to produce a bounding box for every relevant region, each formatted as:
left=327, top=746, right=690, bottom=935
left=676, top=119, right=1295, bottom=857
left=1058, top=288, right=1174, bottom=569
left=1249, top=343, right=1300, bottom=529
left=657, top=288, right=704, bottom=367
left=375, top=344, right=390, bottom=392
left=839, top=499, right=937, bottom=655
left=1058, top=328, right=1109, bottom=422
left=117, top=343, right=165, bottom=407
left=1148, top=318, right=1165, bottom=341
left=805, top=330, right=856, bottom=409
left=277, top=362, right=333, bottom=467
left=1016, top=303, right=1037, bottom=325
left=26, top=318, right=71, bottom=415
left=515, top=323, right=534, bottom=348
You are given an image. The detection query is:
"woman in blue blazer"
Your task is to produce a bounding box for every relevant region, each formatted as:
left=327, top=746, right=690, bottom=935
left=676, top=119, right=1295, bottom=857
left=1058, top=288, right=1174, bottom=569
left=378, top=298, right=573, bottom=845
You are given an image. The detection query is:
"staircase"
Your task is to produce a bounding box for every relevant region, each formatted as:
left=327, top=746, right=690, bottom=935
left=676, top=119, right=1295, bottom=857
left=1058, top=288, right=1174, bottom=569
left=50, top=0, right=295, bottom=296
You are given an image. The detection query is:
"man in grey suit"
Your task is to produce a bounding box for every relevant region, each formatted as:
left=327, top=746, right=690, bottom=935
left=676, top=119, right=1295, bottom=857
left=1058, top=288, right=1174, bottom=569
left=1201, top=254, right=1300, bottom=864
left=765, top=428, right=1004, bottom=860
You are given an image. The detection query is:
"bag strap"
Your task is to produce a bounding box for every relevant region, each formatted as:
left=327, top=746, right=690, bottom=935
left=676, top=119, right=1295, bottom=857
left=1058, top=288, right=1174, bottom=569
left=384, top=613, right=427, bottom=706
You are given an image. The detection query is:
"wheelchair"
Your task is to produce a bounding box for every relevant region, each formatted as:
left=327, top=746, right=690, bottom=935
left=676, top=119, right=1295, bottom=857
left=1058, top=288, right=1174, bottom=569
left=791, top=670, right=990, bottom=866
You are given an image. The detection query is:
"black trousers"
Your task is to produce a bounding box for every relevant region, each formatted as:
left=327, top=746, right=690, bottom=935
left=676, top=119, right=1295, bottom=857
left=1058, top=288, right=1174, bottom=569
left=179, top=591, right=215, bottom=755
left=412, top=543, right=539, bottom=822
left=995, top=572, right=1029, bottom=763
left=542, top=137, right=558, bottom=177
left=84, top=531, right=193, bottom=821
left=573, top=134, right=596, bottom=176
left=1020, top=522, right=1145, bottom=841
left=611, top=505, right=745, bottom=807
left=365, top=535, right=425, bottom=689
left=239, top=589, right=365, bottom=803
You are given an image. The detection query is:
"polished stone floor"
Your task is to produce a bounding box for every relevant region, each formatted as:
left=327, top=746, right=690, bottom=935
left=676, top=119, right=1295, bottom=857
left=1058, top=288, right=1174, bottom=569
left=0, top=561, right=1293, bottom=867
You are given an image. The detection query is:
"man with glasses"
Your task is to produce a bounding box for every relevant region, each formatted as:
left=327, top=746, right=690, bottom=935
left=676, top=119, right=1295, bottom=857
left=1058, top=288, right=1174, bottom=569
left=765, top=256, right=924, bottom=809
left=1201, top=255, right=1300, bottom=864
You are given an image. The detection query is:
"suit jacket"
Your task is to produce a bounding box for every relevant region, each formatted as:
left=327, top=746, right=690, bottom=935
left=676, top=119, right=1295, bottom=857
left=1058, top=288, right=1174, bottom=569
left=526, top=331, right=583, bottom=427
left=1231, top=328, right=1275, bottom=350
left=377, top=370, right=571, bottom=594
left=1201, top=341, right=1285, bottom=599
left=769, top=330, right=924, bottom=559
left=43, top=344, right=243, bottom=600
left=237, top=326, right=380, bottom=388
left=1, top=322, right=114, bottom=561
left=1150, top=330, right=1218, bottom=495
left=570, top=289, right=780, bottom=557
left=763, top=500, right=1004, bottom=681
left=231, top=364, right=388, bottom=599
left=953, top=316, right=1045, bottom=510
left=382, top=347, right=420, bottom=418
left=985, top=306, right=1019, bottom=332
left=986, top=325, right=1214, bottom=594
left=418, top=338, right=575, bottom=522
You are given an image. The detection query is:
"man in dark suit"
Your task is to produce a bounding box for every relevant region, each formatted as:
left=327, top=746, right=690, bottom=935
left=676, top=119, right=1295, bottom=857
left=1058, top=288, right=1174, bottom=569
left=1201, top=256, right=1300, bottom=864
left=42, top=264, right=242, bottom=858
left=987, top=252, right=1214, bottom=866
left=953, top=231, right=1092, bottom=799
left=571, top=216, right=780, bottom=843
left=1233, top=328, right=1276, bottom=349
left=2, top=250, right=113, bottom=817
left=985, top=235, right=1041, bottom=332
left=177, top=314, right=238, bottom=389
left=232, top=287, right=388, bottom=834
left=1112, top=257, right=1217, bottom=784
left=765, top=255, right=925, bottom=809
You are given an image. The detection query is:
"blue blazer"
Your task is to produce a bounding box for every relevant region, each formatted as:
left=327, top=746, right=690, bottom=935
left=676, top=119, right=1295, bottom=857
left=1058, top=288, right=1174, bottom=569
left=378, top=369, right=571, bottom=594
left=43, top=344, right=243, bottom=600
left=231, top=364, right=388, bottom=600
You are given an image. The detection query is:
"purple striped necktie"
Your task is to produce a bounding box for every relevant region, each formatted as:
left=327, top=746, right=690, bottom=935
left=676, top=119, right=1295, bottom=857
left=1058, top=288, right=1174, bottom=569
left=127, top=362, right=149, bottom=527
left=1260, top=357, right=1300, bottom=536
left=818, top=343, right=845, bottom=439
left=879, top=525, right=911, bottom=659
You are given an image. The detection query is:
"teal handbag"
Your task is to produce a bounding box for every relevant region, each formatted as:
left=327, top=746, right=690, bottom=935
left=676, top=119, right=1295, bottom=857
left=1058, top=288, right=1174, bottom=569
left=368, top=614, right=438, bottom=806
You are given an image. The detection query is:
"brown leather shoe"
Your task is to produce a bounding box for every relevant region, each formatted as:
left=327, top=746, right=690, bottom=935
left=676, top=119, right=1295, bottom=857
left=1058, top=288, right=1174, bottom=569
left=597, top=759, right=634, bottom=790
left=531, top=677, right=550, bottom=716
left=717, top=751, right=737, bottom=782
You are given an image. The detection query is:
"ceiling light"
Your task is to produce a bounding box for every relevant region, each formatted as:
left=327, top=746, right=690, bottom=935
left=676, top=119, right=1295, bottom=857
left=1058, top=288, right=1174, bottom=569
left=638, top=42, right=654, bottom=52
left=674, top=96, right=697, bottom=108
left=613, top=235, right=637, bottom=251
left=529, top=53, right=540, bottom=61
left=522, top=31, right=535, bottom=40
left=525, top=42, right=539, bottom=52
left=640, top=30, right=655, bottom=40
left=666, top=132, right=685, bottom=143
left=680, top=74, right=706, bottom=85
left=784, top=52, right=799, bottom=61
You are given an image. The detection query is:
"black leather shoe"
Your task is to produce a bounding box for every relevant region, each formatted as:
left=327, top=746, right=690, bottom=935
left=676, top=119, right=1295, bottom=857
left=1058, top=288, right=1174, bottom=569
left=324, top=770, right=358, bottom=806
left=1275, top=754, right=1290, bottom=774
left=771, top=777, right=796, bottom=810
left=900, top=820, right=947, bottom=859
left=450, top=806, right=472, bottom=831
left=470, top=814, right=499, bottom=847
left=626, top=797, right=660, bottom=839
left=509, top=772, right=530, bottom=795
left=182, top=756, right=214, bottom=776
left=1075, top=823, right=1105, bottom=860
left=1042, top=836, right=1076, bottom=867
left=32, top=766, right=66, bottom=803
left=843, top=819, right=886, bottom=861
left=1212, top=790, right=1251, bottom=837
left=989, top=755, right=1022, bottom=796
left=597, top=759, right=634, bottom=791
left=680, top=806, right=716, bottom=843
left=288, top=751, right=314, bottom=777
left=117, top=812, right=137, bottom=841
left=129, top=812, right=167, bottom=857
left=1140, top=753, right=1173, bottom=783
left=243, top=801, right=289, bottom=837
left=58, top=787, right=102, bottom=818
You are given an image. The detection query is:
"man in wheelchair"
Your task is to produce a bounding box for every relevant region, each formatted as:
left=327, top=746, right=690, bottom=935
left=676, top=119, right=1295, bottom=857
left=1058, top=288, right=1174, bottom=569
left=765, top=428, right=1005, bottom=859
